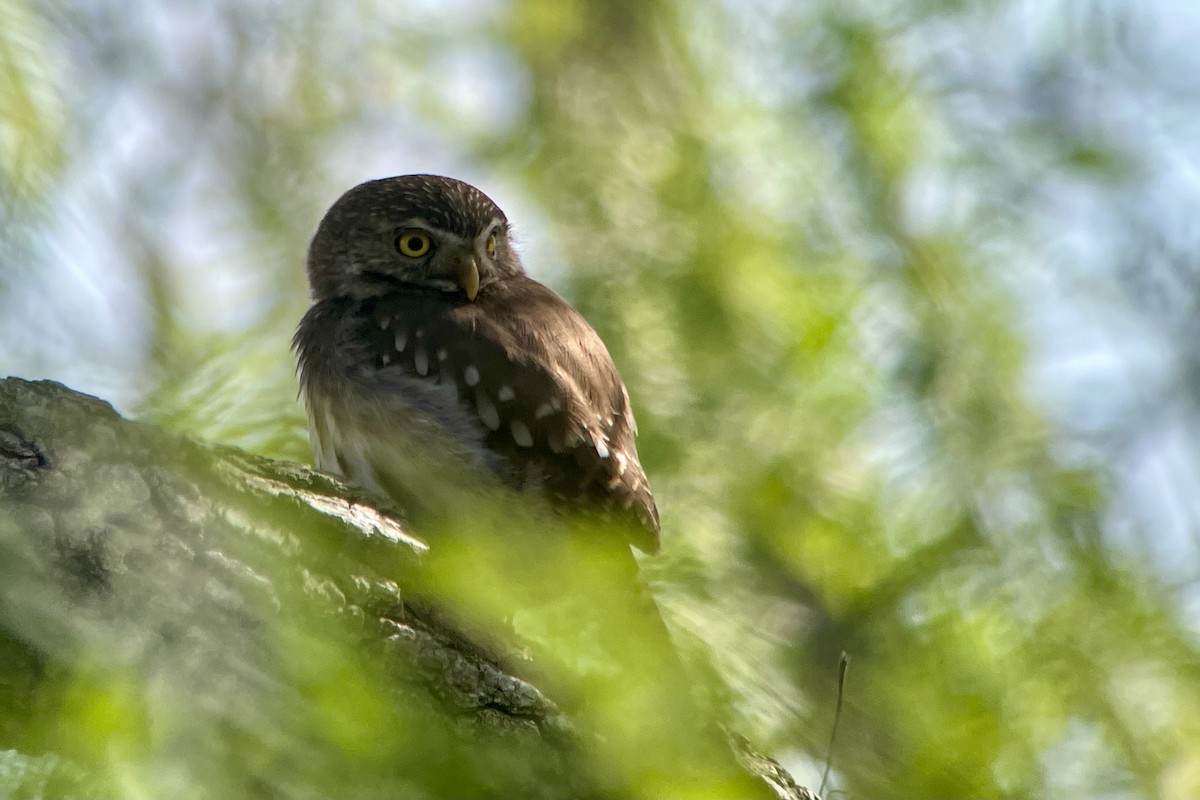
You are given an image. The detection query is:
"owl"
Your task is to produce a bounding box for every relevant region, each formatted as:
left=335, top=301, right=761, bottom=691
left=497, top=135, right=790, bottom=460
left=293, top=175, right=659, bottom=554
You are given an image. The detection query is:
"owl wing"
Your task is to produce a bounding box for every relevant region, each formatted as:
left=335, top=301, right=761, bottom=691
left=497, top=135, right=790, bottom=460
left=361, top=279, right=660, bottom=554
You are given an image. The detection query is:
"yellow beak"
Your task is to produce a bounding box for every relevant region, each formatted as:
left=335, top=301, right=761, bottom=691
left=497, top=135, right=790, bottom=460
left=458, top=254, right=480, bottom=301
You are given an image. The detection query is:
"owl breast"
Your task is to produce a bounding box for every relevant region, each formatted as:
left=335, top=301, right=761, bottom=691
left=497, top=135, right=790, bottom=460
left=304, top=372, right=494, bottom=492
left=295, top=297, right=499, bottom=502
left=295, top=287, right=659, bottom=552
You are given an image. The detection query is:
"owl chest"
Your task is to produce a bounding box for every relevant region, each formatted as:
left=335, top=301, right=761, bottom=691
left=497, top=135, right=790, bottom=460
left=302, top=362, right=496, bottom=497
left=299, top=295, right=564, bottom=499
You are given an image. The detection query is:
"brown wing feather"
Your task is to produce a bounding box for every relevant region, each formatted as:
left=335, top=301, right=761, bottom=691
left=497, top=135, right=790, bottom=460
left=360, top=280, right=660, bottom=552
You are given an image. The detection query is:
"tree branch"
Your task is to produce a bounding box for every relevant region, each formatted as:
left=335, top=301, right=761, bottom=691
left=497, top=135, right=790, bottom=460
left=0, top=377, right=814, bottom=799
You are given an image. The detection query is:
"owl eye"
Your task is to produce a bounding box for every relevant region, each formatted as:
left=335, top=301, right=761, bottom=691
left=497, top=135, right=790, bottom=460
left=395, top=230, right=432, bottom=258
left=486, top=233, right=497, bottom=257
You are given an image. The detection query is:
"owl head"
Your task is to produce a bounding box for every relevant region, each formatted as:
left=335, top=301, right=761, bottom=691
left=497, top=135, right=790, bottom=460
left=306, top=174, right=524, bottom=302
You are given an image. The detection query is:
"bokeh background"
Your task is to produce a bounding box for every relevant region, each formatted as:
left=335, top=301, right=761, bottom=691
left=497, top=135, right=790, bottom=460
left=4, top=1, right=1200, bottom=797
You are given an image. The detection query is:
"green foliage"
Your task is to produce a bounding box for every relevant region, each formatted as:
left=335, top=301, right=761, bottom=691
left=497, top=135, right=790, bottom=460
left=0, top=0, right=64, bottom=207
left=3, top=0, right=1199, bottom=798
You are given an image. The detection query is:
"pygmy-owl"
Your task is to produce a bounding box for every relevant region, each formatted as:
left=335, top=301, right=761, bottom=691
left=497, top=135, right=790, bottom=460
left=293, top=175, right=659, bottom=554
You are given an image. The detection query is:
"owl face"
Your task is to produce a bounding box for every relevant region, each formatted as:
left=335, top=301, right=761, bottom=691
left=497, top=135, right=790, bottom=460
left=307, top=174, right=523, bottom=302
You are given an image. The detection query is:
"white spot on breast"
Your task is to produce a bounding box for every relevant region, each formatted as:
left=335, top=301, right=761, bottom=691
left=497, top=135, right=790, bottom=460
left=395, top=331, right=407, bottom=352
left=535, top=402, right=554, bottom=419
left=547, top=430, right=564, bottom=453
left=437, top=349, right=448, bottom=361
left=415, top=329, right=425, bottom=338
left=498, top=385, right=515, bottom=402
left=464, top=366, right=480, bottom=386
left=475, top=388, right=500, bottom=430
left=595, top=439, right=610, bottom=459
left=615, top=452, right=628, bottom=475
left=414, top=348, right=429, bottom=376
left=511, top=420, right=533, bottom=447
left=380, top=353, right=391, bottom=366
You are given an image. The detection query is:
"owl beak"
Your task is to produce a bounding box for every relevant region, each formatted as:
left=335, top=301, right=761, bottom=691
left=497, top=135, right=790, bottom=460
left=458, top=254, right=480, bottom=301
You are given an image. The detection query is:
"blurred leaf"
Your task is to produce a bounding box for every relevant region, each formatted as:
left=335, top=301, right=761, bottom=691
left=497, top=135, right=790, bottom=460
left=0, top=0, right=64, bottom=205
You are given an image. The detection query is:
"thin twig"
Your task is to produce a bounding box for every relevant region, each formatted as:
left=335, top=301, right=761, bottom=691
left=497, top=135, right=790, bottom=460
left=818, top=651, right=850, bottom=798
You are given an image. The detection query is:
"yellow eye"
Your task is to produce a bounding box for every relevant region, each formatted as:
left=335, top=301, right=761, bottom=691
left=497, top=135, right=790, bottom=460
left=395, top=230, right=432, bottom=258
left=486, top=233, right=496, bottom=257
